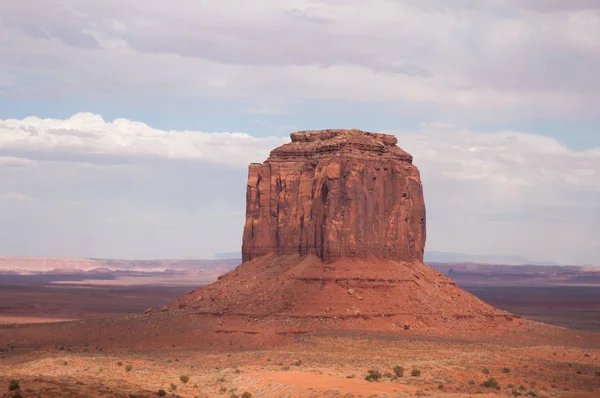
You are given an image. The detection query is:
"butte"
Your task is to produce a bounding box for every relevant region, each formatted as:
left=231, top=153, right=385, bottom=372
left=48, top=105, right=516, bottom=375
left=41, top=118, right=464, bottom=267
left=174, top=129, right=517, bottom=332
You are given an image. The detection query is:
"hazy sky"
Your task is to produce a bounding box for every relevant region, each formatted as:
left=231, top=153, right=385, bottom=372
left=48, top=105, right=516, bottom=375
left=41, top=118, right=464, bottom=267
left=0, top=1, right=599, bottom=265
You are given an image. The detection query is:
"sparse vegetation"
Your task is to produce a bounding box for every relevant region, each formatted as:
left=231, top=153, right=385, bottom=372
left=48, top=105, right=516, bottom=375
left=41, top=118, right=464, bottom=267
left=365, top=370, right=383, bottom=382
left=293, top=360, right=302, bottom=366
left=383, top=372, right=393, bottom=378
left=170, top=383, right=177, bottom=391
left=482, top=368, right=490, bottom=374
left=8, top=380, right=20, bottom=391
left=595, top=371, right=600, bottom=377
left=512, top=391, right=522, bottom=397
left=584, top=353, right=590, bottom=357
left=411, top=368, right=421, bottom=377
left=438, top=384, right=444, bottom=390
left=63, top=361, right=68, bottom=365
left=403, top=324, right=410, bottom=330
left=241, top=393, right=252, bottom=398
left=576, top=370, right=582, bottom=374
left=180, top=375, right=189, bottom=383
left=220, top=386, right=228, bottom=393
left=157, top=390, right=166, bottom=397
left=117, top=361, right=123, bottom=366
left=481, top=377, right=500, bottom=390
left=527, top=392, right=537, bottom=397
left=125, top=364, right=133, bottom=372
left=346, top=374, right=356, bottom=379
left=393, top=365, right=404, bottom=377
left=502, top=367, right=511, bottom=373
left=281, top=365, right=290, bottom=371
left=217, top=377, right=226, bottom=383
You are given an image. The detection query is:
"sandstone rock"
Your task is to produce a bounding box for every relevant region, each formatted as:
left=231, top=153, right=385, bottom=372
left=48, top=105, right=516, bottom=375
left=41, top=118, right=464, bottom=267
left=242, top=129, right=426, bottom=263
left=174, top=129, right=513, bottom=331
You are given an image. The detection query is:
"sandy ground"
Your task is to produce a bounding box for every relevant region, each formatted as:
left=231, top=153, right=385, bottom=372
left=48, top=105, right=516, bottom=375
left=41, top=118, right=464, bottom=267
left=1, top=330, right=599, bottom=398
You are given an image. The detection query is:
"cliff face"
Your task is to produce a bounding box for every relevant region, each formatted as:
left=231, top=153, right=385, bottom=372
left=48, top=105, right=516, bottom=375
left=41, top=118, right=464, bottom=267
left=242, top=129, right=426, bottom=262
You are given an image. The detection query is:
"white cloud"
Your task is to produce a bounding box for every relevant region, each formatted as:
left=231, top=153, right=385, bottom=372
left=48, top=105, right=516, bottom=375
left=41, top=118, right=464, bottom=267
left=4, top=192, right=35, bottom=202
left=0, top=113, right=287, bottom=166
left=1, top=1, right=599, bottom=119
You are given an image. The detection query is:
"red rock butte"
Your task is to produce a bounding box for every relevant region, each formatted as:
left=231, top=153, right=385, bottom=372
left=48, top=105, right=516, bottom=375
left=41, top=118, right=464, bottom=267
left=242, top=129, right=426, bottom=263
left=175, top=129, right=516, bottom=331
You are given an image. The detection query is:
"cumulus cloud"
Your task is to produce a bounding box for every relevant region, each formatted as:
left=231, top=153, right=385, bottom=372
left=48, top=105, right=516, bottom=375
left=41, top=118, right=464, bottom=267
left=0, top=113, right=287, bottom=166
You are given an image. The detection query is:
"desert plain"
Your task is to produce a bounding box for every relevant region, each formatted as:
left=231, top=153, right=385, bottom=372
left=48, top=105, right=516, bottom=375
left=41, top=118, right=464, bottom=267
left=1, top=130, right=599, bottom=398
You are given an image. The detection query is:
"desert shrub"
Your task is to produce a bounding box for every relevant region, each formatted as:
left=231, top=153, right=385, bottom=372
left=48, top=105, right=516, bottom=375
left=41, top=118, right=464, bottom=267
left=63, top=361, right=68, bottom=366
left=125, top=364, right=133, bottom=372
left=507, top=384, right=514, bottom=388
left=117, top=361, right=123, bottom=366
left=59, top=346, right=64, bottom=351
left=438, top=384, right=444, bottom=390
left=8, top=380, right=20, bottom=391
left=241, top=393, right=252, bottom=398
left=481, top=377, right=500, bottom=390
left=512, top=391, right=522, bottom=397
left=281, top=366, right=290, bottom=371
left=346, top=374, right=355, bottom=379
left=217, top=377, right=226, bottom=383
left=595, top=371, right=600, bottom=377
left=519, top=385, right=526, bottom=390
left=527, top=392, right=537, bottom=397
left=404, top=324, right=410, bottom=330
left=411, top=369, right=421, bottom=377
left=383, top=372, right=393, bottom=378
left=584, top=353, right=590, bottom=357
left=157, top=390, right=166, bottom=397
left=415, top=390, right=426, bottom=396
left=502, top=367, right=511, bottom=373
left=170, top=383, right=177, bottom=391
left=180, top=375, right=189, bottom=383
left=576, top=370, right=582, bottom=374
left=393, top=366, right=404, bottom=377
left=468, top=380, right=475, bottom=385
left=365, top=370, right=383, bottom=382
left=293, top=360, right=302, bottom=366
left=220, top=386, right=228, bottom=393
left=482, top=368, right=490, bottom=374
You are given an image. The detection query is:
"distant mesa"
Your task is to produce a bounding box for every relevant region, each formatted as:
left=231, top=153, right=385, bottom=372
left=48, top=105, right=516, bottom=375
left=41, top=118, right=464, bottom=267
left=175, top=129, right=516, bottom=331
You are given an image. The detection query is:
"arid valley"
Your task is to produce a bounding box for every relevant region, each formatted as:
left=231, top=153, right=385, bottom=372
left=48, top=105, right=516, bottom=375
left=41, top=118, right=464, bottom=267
left=2, top=130, right=600, bottom=398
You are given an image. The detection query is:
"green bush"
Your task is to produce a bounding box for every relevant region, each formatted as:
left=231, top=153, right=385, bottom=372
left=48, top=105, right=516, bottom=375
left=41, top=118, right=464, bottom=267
left=180, top=375, right=189, bottom=383
left=8, top=380, right=20, bottom=391
left=411, top=369, right=421, bottom=377
left=365, top=370, right=382, bottom=382
left=117, top=361, right=123, bottom=366
left=393, top=365, right=404, bottom=377
left=125, top=364, right=133, bottom=372
left=481, top=377, right=500, bottom=390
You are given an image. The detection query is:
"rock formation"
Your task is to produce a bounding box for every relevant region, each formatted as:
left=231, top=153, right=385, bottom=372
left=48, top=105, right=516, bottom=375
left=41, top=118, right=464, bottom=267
left=242, top=129, right=426, bottom=263
left=175, top=129, right=515, bottom=331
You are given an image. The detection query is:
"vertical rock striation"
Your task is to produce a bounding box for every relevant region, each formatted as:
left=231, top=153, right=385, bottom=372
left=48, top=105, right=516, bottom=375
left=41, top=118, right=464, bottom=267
left=242, top=129, right=426, bottom=263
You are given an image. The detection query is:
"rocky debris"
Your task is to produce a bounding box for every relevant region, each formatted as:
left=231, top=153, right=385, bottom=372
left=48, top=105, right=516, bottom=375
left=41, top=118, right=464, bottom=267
left=175, top=129, right=515, bottom=331
left=242, top=129, right=425, bottom=263
left=144, top=308, right=152, bottom=314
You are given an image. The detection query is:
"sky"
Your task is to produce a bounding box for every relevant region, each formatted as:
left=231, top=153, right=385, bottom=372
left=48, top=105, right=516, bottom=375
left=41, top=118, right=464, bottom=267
left=0, top=0, right=599, bottom=265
